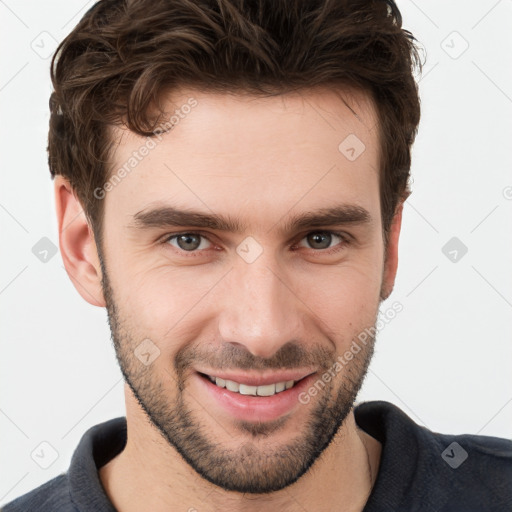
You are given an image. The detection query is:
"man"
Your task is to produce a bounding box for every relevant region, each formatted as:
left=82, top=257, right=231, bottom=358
left=3, top=0, right=511, bottom=510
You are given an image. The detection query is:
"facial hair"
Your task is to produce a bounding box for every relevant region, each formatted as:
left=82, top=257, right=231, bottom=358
left=98, top=252, right=377, bottom=494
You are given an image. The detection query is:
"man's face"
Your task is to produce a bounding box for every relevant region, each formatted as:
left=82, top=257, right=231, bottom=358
left=98, top=87, right=390, bottom=494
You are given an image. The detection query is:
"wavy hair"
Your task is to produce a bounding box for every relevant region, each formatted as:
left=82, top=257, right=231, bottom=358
left=49, top=0, right=422, bottom=249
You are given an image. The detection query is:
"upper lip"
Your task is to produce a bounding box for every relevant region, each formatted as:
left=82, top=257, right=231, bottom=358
left=196, top=369, right=316, bottom=387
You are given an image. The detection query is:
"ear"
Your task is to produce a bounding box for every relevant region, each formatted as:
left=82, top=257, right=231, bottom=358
left=54, top=175, right=106, bottom=307
left=380, top=202, right=403, bottom=302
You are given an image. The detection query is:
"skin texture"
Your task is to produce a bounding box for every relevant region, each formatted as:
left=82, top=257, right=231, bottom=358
left=55, top=86, right=403, bottom=511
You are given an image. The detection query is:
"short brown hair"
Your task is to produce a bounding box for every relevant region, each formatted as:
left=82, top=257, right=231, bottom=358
left=48, top=0, right=422, bottom=250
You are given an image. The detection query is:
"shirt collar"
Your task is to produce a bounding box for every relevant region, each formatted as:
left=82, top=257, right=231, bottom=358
left=66, top=401, right=420, bottom=511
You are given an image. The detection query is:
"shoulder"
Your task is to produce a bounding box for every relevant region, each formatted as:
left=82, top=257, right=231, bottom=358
left=355, top=400, right=512, bottom=511
left=420, top=428, right=512, bottom=510
left=355, top=399, right=512, bottom=464
left=1, top=473, right=78, bottom=512
left=428, top=428, right=512, bottom=497
left=2, top=416, right=126, bottom=512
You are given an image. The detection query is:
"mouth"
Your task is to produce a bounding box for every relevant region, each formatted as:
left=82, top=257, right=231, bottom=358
left=194, top=370, right=317, bottom=423
left=197, top=371, right=306, bottom=397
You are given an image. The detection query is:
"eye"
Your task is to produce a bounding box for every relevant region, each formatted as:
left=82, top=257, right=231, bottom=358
left=160, top=230, right=350, bottom=256
left=296, top=231, right=349, bottom=252
left=163, top=233, right=213, bottom=252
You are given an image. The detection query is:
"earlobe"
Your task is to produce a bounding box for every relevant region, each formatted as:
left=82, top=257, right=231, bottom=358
left=380, top=202, right=403, bottom=302
left=54, top=176, right=106, bottom=307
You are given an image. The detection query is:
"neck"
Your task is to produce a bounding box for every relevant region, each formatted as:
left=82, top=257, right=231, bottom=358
left=99, top=389, right=381, bottom=512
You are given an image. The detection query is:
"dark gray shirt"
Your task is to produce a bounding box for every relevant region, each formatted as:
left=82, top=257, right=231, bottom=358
left=3, top=401, right=512, bottom=511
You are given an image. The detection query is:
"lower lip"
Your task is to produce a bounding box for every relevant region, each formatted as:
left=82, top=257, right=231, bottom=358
left=195, top=372, right=317, bottom=423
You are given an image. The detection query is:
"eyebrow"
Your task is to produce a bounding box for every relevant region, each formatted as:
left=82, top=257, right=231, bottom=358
left=128, top=203, right=372, bottom=235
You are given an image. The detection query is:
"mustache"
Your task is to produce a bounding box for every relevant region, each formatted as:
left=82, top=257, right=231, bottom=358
left=175, top=341, right=336, bottom=374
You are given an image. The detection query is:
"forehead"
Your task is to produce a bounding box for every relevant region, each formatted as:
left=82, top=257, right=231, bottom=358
left=105, top=86, right=380, bottom=225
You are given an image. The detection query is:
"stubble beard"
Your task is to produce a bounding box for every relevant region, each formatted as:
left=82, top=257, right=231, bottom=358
left=99, top=255, right=376, bottom=494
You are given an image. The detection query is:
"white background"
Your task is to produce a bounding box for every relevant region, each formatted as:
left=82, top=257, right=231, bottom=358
left=1, top=0, right=511, bottom=505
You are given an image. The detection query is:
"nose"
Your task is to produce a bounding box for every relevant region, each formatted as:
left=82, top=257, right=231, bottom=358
left=217, top=253, right=303, bottom=359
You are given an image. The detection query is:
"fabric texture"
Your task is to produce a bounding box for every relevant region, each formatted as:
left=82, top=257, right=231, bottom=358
left=2, top=400, right=511, bottom=511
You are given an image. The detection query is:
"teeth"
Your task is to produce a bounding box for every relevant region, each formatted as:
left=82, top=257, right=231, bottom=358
left=239, top=383, right=258, bottom=395
left=225, top=379, right=239, bottom=392
left=255, top=383, right=276, bottom=396
left=210, top=375, right=296, bottom=396
left=275, top=382, right=285, bottom=392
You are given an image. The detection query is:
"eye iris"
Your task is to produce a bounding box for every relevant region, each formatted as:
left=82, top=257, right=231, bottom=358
left=177, top=234, right=201, bottom=251
left=308, top=232, right=331, bottom=249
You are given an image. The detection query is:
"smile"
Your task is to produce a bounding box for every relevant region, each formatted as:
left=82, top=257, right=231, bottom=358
left=205, top=374, right=296, bottom=396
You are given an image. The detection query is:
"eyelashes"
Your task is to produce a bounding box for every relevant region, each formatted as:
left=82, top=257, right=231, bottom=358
left=161, top=230, right=351, bottom=257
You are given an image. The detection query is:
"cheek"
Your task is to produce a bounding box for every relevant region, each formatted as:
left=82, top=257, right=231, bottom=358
left=293, top=261, right=383, bottom=338
left=108, top=237, right=384, bottom=353
left=115, top=265, right=221, bottom=343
